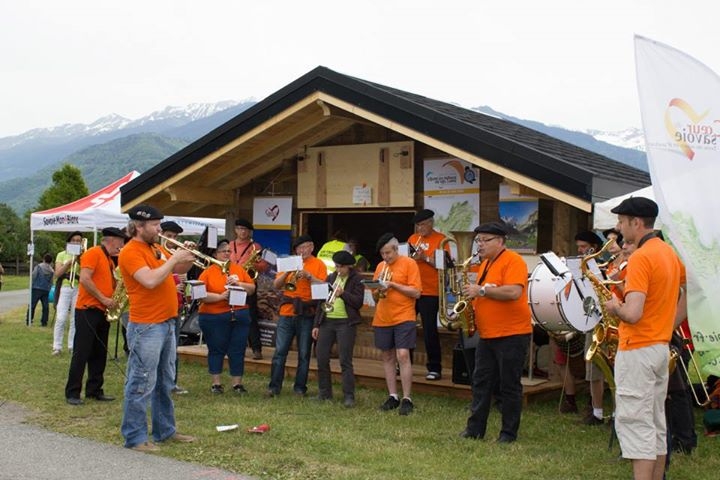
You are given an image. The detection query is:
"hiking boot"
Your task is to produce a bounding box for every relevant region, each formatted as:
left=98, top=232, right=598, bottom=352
left=379, top=396, right=400, bottom=411
left=399, top=398, right=414, bottom=416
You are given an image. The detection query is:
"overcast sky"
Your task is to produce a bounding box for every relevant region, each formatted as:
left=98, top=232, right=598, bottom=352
left=2, top=0, right=718, bottom=138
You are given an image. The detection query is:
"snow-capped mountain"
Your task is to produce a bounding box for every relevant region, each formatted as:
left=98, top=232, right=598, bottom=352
left=584, top=127, right=646, bottom=152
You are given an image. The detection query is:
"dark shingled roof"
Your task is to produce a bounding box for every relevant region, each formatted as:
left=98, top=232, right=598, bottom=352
left=121, top=66, right=649, bottom=206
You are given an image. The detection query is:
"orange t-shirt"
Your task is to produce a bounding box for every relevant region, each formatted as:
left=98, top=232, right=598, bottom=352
left=372, top=255, right=422, bottom=327
left=472, top=249, right=532, bottom=339
left=276, top=256, right=328, bottom=317
left=407, top=230, right=446, bottom=296
left=619, top=237, right=683, bottom=351
left=119, top=239, right=178, bottom=324
left=75, top=245, right=115, bottom=311
left=198, top=263, right=253, bottom=314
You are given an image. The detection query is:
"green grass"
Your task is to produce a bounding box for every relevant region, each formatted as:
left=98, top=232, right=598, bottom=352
left=0, top=307, right=717, bottom=479
left=1, top=274, right=29, bottom=291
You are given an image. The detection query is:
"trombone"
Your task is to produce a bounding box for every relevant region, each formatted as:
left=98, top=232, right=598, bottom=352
left=159, top=234, right=230, bottom=273
left=68, top=238, right=87, bottom=286
left=671, top=327, right=711, bottom=407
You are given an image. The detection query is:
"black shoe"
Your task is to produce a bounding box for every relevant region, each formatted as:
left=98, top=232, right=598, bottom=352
left=398, top=398, right=414, bottom=415
left=66, top=397, right=83, bottom=406
left=232, top=384, right=248, bottom=394
left=343, top=396, right=356, bottom=408
left=379, top=396, right=400, bottom=411
left=581, top=414, right=604, bottom=426
left=88, top=394, right=115, bottom=402
left=459, top=429, right=482, bottom=440
left=265, top=389, right=279, bottom=398
left=252, top=349, right=263, bottom=360
left=211, top=384, right=224, bottom=394
left=497, top=434, right=515, bottom=443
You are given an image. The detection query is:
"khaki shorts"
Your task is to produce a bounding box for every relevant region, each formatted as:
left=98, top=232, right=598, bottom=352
left=614, top=344, right=669, bottom=460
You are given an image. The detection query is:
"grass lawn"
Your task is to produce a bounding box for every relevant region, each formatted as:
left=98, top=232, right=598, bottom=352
left=1, top=274, right=29, bottom=291
left=0, top=306, right=717, bottom=479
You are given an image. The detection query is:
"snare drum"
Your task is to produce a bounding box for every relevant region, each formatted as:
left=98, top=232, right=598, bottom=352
left=528, top=262, right=600, bottom=333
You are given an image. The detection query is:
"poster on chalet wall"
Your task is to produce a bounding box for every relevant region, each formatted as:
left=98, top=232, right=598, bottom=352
left=422, top=158, right=480, bottom=234
left=499, top=183, right=538, bottom=254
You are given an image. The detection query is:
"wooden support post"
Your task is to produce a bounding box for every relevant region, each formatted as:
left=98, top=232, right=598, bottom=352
left=377, top=148, right=390, bottom=206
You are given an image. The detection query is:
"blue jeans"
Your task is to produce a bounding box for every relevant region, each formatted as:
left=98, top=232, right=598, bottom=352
left=268, top=314, right=314, bottom=394
left=121, top=319, right=177, bottom=448
left=199, top=309, right=250, bottom=376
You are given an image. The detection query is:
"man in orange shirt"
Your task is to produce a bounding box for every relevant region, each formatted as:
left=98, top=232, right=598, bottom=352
left=268, top=235, right=327, bottom=397
left=373, top=233, right=422, bottom=415
left=604, top=197, right=684, bottom=480
left=119, top=205, right=197, bottom=453
left=407, top=209, right=447, bottom=381
left=64, top=227, right=127, bottom=405
left=459, top=221, right=531, bottom=443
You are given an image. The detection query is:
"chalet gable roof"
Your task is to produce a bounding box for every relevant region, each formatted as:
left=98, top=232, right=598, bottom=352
left=121, top=66, right=649, bottom=216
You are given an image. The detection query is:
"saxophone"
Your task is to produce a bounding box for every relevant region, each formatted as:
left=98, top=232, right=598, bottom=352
left=243, top=245, right=262, bottom=280
left=106, top=267, right=128, bottom=323
left=438, top=232, right=478, bottom=336
left=581, top=239, right=620, bottom=393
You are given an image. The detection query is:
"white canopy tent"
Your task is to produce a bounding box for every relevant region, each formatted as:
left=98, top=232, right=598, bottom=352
left=593, top=186, right=655, bottom=230
left=30, top=171, right=225, bottom=238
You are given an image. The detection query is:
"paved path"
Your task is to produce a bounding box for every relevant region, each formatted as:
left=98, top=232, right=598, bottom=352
left=0, top=288, right=29, bottom=316
left=0, top=399, right=254, bottom=480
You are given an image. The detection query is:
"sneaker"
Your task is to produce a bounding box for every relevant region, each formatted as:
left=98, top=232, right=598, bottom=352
left=559, top=399, right=578, bottom=414
left=172, top=386, right=189, bottom=395
left=581, top=414, right=604, bottom=426
left=232, top=384, right=248, bottom=394
left=52, top=349, right=61, bottom=356
left=379, top=396, right=400, bottom=411
left=168, top=433, right=196, bottom=443
left=343, top=396, right=356, bottom=408
left=131, top=441, right=160, bottom=453
left=425, top=371, right=442, bottom=381
left=252, top=349, right=263, bottom=360
left=211, top=384, right=224, bottom=394
left=399, top=398, right=414, bottom=416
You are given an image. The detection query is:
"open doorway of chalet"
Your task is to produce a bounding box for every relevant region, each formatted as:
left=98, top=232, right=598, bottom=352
left=300, top=211, right=415, bottom=271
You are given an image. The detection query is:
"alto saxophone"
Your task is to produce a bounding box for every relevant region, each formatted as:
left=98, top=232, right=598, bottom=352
left=106, top=267, right=128, bottom=323
left=582, top=239, right=621, bottom=394
left=243, top=245, right=262, bottom=280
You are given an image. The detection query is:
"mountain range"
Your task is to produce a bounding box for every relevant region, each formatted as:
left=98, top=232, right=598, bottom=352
left=0, top=100, right=647, bottom=215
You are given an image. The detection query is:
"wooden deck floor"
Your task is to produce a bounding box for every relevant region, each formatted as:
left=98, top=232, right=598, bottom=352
left=178, top=344, right=565, bottom=404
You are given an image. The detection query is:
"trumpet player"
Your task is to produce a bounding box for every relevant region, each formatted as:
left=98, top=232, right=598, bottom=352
left=64, top=227, right=127, bottom=406
left=119, top=205, right=196, bottom=452
left=268, top=235, right=327, bottom=397
left=373, top=233, right=421, bottom=416
left=407, top=209, right=447, bottom=381
left=52, top=231, right=84, bottom=355
left=311, top=251, right=364, bottom=407
left=459, top=222, right=531, bottom=443
left=229, top=219, right=267, bottom=360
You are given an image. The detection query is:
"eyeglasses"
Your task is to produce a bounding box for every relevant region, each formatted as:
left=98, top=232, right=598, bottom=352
left=475, top=236, right=500, bottom=244
left=216, top=249, right=231, bottom=254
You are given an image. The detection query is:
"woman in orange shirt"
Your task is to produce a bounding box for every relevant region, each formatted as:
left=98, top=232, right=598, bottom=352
left=198, top=239, right=255, bottom=394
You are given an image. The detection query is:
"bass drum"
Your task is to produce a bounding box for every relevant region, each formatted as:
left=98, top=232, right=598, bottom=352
left=528, top=262, right=600, bottom=333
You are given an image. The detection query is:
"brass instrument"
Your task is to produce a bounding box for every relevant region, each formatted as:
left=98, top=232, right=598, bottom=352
left=284, top=270, right=299, bottom=291
left=321, top=276, right=343, bottom=313
left=671, top=327, right=711, bottom=406
left=376, top=264, right=393, bottom=299
left=106, top=267, right=128, bottom=323
left=582, top=239, right=620, bottom=394
left=243, top=245, right=262, bottom=280
left=409, top=237, right=424, bottom=259
left=438, top=231, right=478, bottom=336
left=68, top=238, right=88, bottom=285
left=159, top=234, right=230, bottom=273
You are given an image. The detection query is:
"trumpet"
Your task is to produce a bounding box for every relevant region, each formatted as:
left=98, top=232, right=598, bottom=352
left=377, top=264, right=393, bottom=299
left=321, top=276, right=343, bottom=313
left=409, top=237, right=424, bottom=259
left=68, top=238, right=88, bottom=286
left=284, top=270, right=299, bottom=291
left=159, top=234, right=230, bottom=273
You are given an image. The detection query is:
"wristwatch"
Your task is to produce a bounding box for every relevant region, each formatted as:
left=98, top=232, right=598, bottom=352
left=478, top=285, right=486, bottom=297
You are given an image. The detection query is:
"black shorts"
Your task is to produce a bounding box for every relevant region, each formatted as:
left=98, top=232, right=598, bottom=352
left=373, top=321, right=417, bottom=351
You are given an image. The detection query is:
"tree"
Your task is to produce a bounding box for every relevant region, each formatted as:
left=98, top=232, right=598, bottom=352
left=0, top=203, right=25, bottom=263
left=32, top=164, right=91, bottom=261
left=36, top=164, right=90, bottom=211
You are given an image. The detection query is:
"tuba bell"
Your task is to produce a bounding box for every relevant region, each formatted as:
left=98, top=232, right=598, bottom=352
left=438, top=231, right=478, bottom=336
